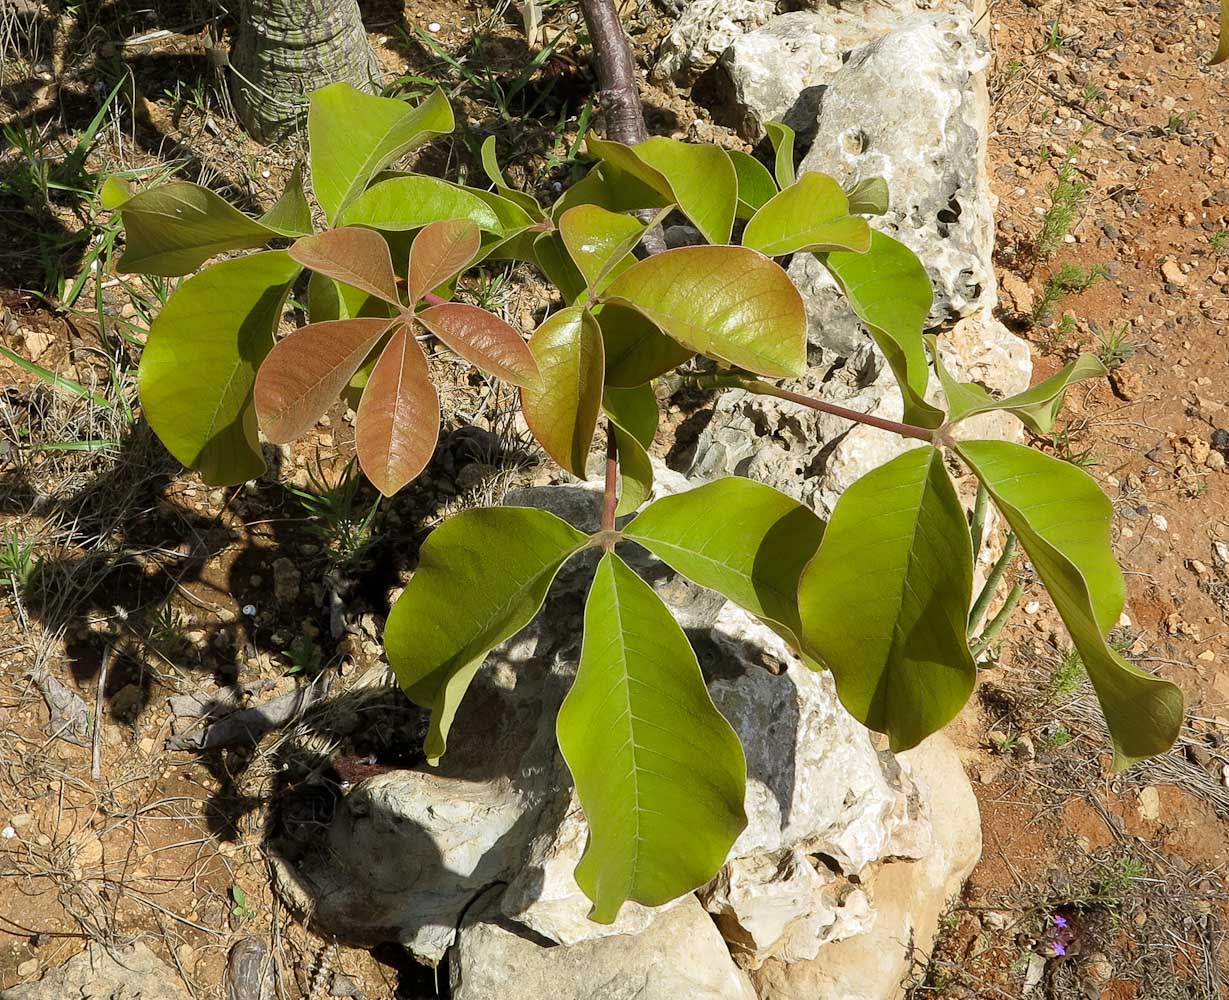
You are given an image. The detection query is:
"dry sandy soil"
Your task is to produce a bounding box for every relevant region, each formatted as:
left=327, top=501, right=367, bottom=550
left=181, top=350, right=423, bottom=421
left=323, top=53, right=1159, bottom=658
left=1, top=0, right=1228, bottom=997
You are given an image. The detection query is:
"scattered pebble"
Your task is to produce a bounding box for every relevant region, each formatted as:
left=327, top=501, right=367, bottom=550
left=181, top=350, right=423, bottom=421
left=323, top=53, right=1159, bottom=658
left=1151, top=513, right=1168, bottom=531
left=428, top=21, right=441, bottom=32
left=1, top=825, right=15, bottom=839
left=1024, top=600, right=1041, bottom=614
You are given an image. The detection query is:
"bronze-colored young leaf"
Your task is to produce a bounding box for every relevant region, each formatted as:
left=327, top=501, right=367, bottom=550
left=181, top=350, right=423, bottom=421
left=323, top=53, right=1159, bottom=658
left=308, top=84, right=453, bottom=224
left=356, top=323, right=441, bottom=496
left=384, top=506, right=587, bottom=762
left=598, top=304, right=694, bottom=388
left=824, top=230, right=945, bottom=428
left=742, top=173, right=871, bottom=257
left=521, top=306, right=604, bottom=478
left=958, top=440, right=1183, bottom=769
left=289, top=227, right=401, bottom=306
left=407, top=219, right=482, bottom=303
left=416, top=303, right=539, bottom=387
left=138, top=251, right=299, bottom=485
left=798, top=446, right=977, bottom=751
left=558, top=552, right=747, bottom=923
left=603, top=384, right=658, bottom=515
left=254, top=317, right=394, bottom=443
left=603, top=246, right=806, bottom=378
left=258, top=163, right=313, bottom=237
left=113, top=180, right=279, bottom=276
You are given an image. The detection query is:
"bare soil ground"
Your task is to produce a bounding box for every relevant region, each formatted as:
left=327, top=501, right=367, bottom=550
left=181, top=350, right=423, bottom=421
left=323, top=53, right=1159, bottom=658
left=1, top=1, right=1227, bottom=998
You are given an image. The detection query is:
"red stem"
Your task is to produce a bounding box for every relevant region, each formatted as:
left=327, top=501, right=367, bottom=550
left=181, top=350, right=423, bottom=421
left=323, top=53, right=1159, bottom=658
left=601, top=428, right=619, bottom=538
left=744, top=379, right=936, bottom=442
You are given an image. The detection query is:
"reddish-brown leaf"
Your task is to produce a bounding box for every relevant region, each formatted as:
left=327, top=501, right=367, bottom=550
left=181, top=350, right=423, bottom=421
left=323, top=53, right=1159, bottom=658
left=289, top=227, right=401, bottom=305
left=356, top=324, right=440, bottom=495
left=416, top=302, right=539, bottom=388
left=254, top=317, right=393, bottom=443
left=407, top=219, right=482, bottom=304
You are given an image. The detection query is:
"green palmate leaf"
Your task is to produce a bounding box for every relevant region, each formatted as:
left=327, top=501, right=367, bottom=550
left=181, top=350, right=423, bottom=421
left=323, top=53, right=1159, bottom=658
left=844, top=176, right=890, bottom=216
left=1215, top=0, right=1228, bottom=64
left=957, top=441, right=1183, bottom=768
left=138, top=251, right=299, bottom=485
left=597, top=304, right=693, bottom=388
left=112, top=180, right=279, bottom=276
left=603, top=384, right=658, bottom=516
left=727, top=149, right=778, bottom=220
left=824, top=230, right=944, bottom=428
left=259, top=163, right=313, bottom=237
left=417, top=303, right=539, bottom=386
left=289, top=227, right=401, bottom=305
left=480, top=135, right=547, bottom=222
left=254, top=316, right=393, bottom=442
left=624, top=477, right=824, bottom=652
left=521, top=306, right=605, bottom=478
left=559, top=204, right=660, bottom=293
left=309, top=84, right=453, bottom=224
left=929, top=338, right=1108, bottom=434
left=407, top=219, right=482, bottom=303
left=533, top=231, right=589, bottom=305
left=384, top=506, right=587, bottom=762
left=356, top=323, right=440, bottom=496
left=552, top=161, right=671, bottom=219
left=585, top=135, right=737, bottom=245
left=742, top=172, right=871, bottom=257
left=558, top=552, right=747, bottom=923
left=603, top=246, right=806, bottom=378
left=765, top=121, right=796, bottom=190
left=339, top=175, right=504, bottom=233
left=798, top=446, right=976, bottom=751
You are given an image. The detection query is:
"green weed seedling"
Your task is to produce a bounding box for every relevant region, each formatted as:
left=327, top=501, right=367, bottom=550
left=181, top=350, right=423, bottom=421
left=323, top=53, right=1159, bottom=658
left=107, top=84, right=1182, bottom=925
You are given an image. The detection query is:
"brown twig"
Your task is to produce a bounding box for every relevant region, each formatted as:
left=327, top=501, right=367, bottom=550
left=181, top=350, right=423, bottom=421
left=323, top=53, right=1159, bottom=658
left=580, top=0, right=667, bottom=254
left=91, top=644, right=115, bottom=782
left=743, top=379, right=938, bottom=442
left=601, top=427, right=619, bottom=540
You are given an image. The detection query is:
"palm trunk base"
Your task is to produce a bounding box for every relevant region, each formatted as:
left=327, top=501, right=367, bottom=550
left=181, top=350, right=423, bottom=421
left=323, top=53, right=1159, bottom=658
left=231, top=0, right=379, bottom=142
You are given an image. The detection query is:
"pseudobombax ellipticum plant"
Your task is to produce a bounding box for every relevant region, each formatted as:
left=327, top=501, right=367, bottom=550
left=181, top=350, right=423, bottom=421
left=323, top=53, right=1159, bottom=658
left=106, top=83, right=1183, bottom=924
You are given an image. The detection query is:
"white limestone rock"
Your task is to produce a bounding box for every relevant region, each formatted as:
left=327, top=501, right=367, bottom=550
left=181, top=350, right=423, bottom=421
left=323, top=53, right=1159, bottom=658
left=652, top=0, right=776, bottom=84
left=788, top=11, right=996, bottom=354
left=699, top=849, right=872, bottom=970
left=452, top=895, right=759, bottom=1000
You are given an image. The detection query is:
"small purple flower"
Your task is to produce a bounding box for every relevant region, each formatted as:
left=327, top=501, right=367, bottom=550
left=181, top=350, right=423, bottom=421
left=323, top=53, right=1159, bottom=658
left=1052, top=914, right=1069, bottom=929
left=1053, top=941, right=1067, bottom=956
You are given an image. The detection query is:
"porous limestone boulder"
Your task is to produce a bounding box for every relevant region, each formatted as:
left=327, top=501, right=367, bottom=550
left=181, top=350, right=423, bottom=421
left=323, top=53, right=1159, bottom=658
left=788, top=11, right=997, bottom=354
left=1, top=942, right=190, bottom=1000
left=750, top=735, right=982, bottom=1000
left=452, top=895, right=759, bottom=1000
left=652, top=0, right=776, bottom=84
left=698, top=849, right=872, bottom=970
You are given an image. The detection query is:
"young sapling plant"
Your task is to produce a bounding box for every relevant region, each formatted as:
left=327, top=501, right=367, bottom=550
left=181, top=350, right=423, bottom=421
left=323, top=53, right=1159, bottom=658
left=108, top=82, right=1183, bottom=925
